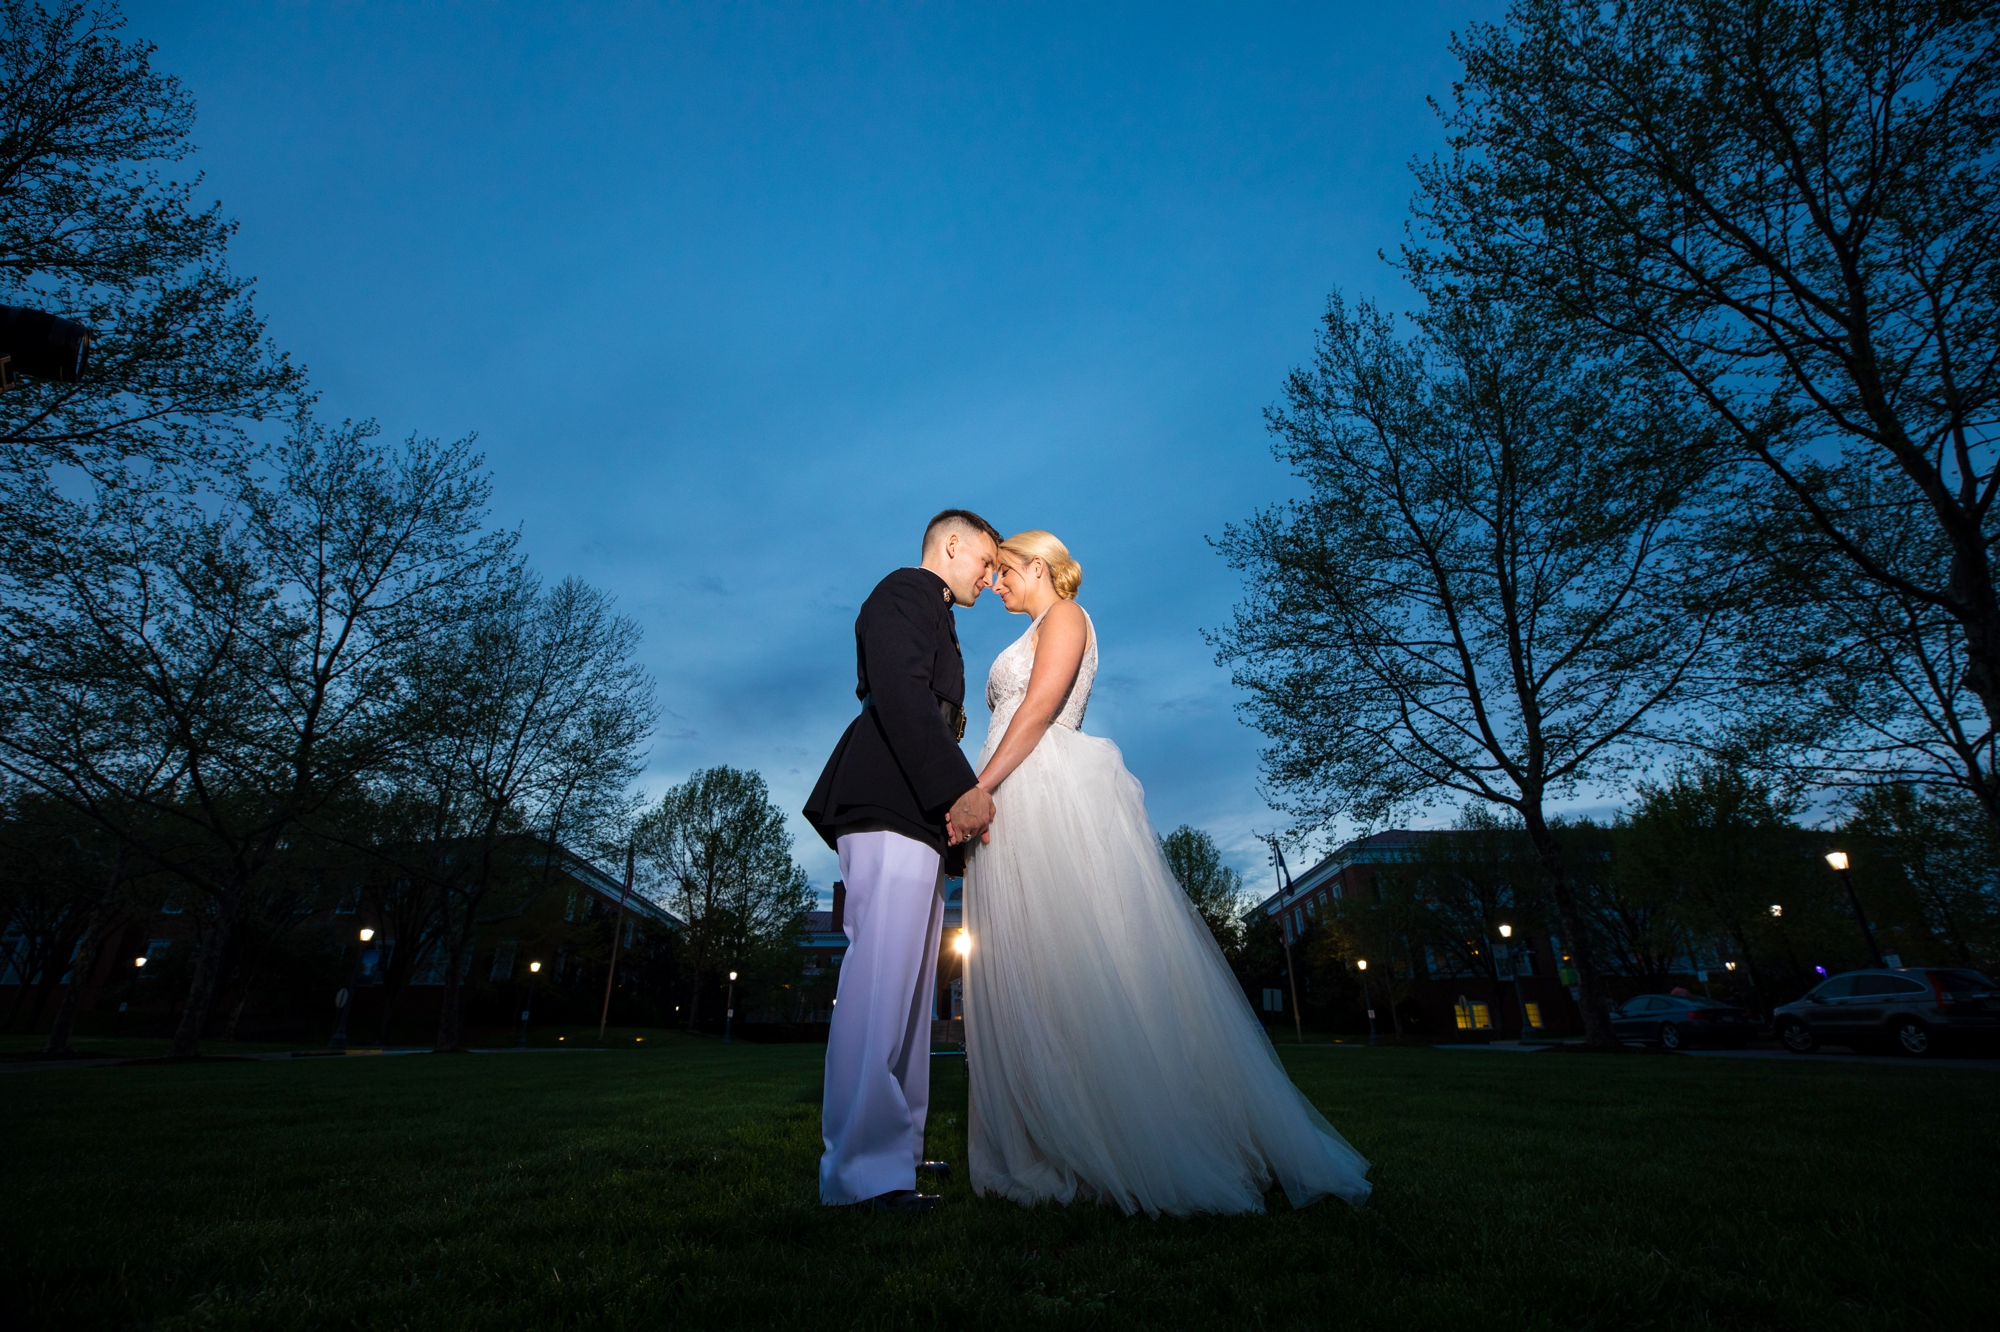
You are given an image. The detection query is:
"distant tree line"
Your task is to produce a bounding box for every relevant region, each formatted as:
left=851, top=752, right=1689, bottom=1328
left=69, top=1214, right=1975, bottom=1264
left=1217, top=1, right=2000, bottom=1046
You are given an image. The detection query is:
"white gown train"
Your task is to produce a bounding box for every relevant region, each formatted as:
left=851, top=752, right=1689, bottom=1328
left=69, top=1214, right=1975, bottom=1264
left=964, top=608, right=1371, bottom=1217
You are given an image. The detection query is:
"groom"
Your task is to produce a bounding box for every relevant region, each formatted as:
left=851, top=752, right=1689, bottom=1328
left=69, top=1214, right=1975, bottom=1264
left=803, top=509, right=1001, bottom=1213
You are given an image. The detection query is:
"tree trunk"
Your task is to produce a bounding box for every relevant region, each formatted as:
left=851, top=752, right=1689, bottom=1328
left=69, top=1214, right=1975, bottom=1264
left=376, top=980, right=404, bottom=1045
left=22, top=935, right=79, bottom=1034
left=1519, top=810, right=1618, bottom=1049
left=434, top=934, right=468, bottom=1052
left=43, top=903, right=123, bottom=1055
left=169, top=889, right=241, bottom=1058
left=1728, top=923, right=1769, bottom=1021
left=220, top=974, right=255, bottom=1042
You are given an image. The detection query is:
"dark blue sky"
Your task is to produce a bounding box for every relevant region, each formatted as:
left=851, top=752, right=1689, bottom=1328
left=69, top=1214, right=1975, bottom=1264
left=126, top=2, right=1493, bottom=896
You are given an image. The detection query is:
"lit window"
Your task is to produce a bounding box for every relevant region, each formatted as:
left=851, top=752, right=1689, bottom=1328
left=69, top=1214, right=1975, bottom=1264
left=1523, top=1002, right=1543, bottom=1028
left=1454, top=998, right=1493, bottom=1030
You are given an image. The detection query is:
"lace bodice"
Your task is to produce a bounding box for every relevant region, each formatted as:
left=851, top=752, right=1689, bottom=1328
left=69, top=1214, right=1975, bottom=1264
left=985, top=606, right=1097, bottom=742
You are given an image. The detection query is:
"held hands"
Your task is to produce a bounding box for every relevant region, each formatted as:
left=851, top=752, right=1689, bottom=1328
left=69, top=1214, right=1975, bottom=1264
left=946, top=784, right=996, bottom=847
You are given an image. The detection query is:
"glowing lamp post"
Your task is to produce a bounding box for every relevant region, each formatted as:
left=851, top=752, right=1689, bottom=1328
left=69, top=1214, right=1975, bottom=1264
left=724, top=971, right=739, bottom=1044
left=1498, top=923, right=1537, bottom=1041
left=113, top=955, right=146, bottom=1036
left=1823, top=850, right=1885, bottom=967
left=328, top=928, right=375, bottom=1051
left=1356, top=958, right=1378, bottom=1046
left=517, top=961, right=542, bottom=1048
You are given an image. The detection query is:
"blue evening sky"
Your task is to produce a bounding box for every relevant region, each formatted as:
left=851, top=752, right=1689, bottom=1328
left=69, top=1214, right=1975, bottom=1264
left=126, top=1, right=1496, bottom=899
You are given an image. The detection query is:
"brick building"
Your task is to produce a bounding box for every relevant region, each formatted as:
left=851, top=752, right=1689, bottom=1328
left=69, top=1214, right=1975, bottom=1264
left=2, top=836, right=682, bottom=1042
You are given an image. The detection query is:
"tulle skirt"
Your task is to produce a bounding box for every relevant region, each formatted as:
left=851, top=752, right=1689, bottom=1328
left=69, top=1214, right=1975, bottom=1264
left=962, top=723, right=1372, bottom=1217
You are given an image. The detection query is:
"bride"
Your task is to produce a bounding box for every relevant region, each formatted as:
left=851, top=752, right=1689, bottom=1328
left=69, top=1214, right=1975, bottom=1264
left=960, top=529, right=1372, bottom=1217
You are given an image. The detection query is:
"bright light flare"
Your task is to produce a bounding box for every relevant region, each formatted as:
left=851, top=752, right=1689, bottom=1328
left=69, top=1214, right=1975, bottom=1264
left=1825, top=851, right=1850, bottom=871
left=358, top=928, right=374, bottom=942
left=953, top=929, right=972, bottom=958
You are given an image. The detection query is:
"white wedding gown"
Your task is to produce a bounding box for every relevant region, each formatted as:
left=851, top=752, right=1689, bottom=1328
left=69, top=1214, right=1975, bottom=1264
left=963, top=607, right=1372, bottom=1217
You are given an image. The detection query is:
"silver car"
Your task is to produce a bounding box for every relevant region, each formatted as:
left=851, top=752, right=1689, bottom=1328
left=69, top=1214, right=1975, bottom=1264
left=1772, top=968, right=2000, bottom=1056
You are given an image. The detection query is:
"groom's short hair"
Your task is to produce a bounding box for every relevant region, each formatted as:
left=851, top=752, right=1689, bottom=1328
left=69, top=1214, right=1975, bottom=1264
left=923, top=508, right=1001, bottom=555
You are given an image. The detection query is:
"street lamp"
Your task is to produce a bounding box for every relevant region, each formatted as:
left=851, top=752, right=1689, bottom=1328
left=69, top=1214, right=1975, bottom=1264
left=1498, top=923, right=1537, bottom=1042
left=1823, top=850, right=1885, bottom=967
left=724, top=971, right=739, bottom=1044
left=113, top=955, right=146, bottom=1036
left=328, top=927, right=374, bottom=1051
left=518, top=961, right=542, bottom=1048
left=1356, top=958, right=1378, bottom=1046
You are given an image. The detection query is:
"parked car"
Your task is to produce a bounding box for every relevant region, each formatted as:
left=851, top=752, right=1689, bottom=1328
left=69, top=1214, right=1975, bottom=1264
left=1609, top=993, right=1753, bottom=1049
left=1772, top=968, right=2000, bottom=1056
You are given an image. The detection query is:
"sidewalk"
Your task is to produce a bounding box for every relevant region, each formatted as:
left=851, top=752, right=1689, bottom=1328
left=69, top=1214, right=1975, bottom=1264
left=1429, top=1039, right=2000, bottom=1072
left=0, top=1045, right=630, bottom=1073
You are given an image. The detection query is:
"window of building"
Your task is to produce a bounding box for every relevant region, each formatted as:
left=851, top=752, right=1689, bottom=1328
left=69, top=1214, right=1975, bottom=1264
left=1454, top=997, right=1493, bottom=1030
left=1523, top=1002, right=1543, bottom=1028
left=490, top=943, right=516, bottom=982
left=160, top=893, right=184, bottom=915
left=1262, top=988, right=1284, bottom=1013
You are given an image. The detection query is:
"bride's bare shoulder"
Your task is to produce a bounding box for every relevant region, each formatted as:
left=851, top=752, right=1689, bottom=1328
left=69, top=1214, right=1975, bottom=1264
left=1043, top=599, right=1087, bottom=630
left=1029, top=599, right=1088, bottom=658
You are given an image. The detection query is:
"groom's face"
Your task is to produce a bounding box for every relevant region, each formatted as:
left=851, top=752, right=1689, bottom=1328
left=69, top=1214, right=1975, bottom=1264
left=938, top=531, right=998, bottom=608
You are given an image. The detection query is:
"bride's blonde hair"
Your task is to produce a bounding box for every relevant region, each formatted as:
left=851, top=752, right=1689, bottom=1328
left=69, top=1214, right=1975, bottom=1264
left=1000, top=530, right=1082, bottom=600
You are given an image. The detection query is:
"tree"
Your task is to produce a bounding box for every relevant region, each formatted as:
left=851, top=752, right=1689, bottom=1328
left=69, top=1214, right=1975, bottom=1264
left=1619, top=762, right=1811, bottom=1013
left=1416, top=0, right=2000, bottom=825
left=1216, top=286, right=1733, bottom=1046
left=1159, top=825, right=1247, bottom=952
left=1370, top=813, right=1545, bottom=1005
left=0, top=0, right=302, bottom=485
left=1721, top=490, right=1991, bottom=803
left=0, top=419, right=510, bottom=1056
left=1844, top=782, right=1999, bottom=969
left=387, top=572, right=654, bottom=1053
left=636, top=766, right=812, bottom=1033
left=0, top=787, right=127, bottom=1041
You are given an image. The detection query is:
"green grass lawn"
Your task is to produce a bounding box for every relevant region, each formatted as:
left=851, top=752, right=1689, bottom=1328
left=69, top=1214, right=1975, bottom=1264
left=4, top=1041, right=1994, bottom=1331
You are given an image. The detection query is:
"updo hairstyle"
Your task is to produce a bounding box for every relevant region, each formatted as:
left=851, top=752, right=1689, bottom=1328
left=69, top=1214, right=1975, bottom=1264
left=999, top=530, right=1083, bottom=600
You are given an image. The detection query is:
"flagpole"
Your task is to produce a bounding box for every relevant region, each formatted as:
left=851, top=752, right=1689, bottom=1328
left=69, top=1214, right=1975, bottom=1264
left=598, top=843, right=635, bottom=1042
left=1268, top=836, right=1305, bottom=1045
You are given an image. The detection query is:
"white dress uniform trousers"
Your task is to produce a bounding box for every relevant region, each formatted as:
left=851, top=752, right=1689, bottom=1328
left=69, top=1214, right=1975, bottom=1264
left=819, top=829, right=945, bottom=1204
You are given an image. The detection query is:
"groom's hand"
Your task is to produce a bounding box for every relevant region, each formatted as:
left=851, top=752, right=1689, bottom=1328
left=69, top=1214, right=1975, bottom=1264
left=947, top=785, right=995, bottom=846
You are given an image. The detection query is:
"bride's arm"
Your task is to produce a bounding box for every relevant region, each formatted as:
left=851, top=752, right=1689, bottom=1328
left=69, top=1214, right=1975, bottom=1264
left=976, top=600, right=1089, bottom=795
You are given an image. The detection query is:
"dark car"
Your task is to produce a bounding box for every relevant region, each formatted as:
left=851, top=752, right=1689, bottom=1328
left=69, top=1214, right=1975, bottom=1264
left=1609, top=993, right=1753, bottom=1050
left=1772, top=968, right=2000, bottom=1056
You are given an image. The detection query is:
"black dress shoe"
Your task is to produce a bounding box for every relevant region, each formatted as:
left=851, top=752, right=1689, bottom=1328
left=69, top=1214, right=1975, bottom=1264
left=917, top=1160, right=953, bottom=1178
left=867, top=1190, right=943, bottom=1214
